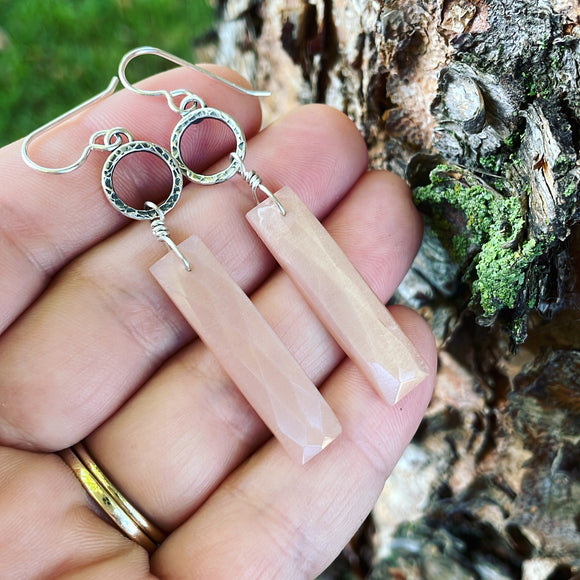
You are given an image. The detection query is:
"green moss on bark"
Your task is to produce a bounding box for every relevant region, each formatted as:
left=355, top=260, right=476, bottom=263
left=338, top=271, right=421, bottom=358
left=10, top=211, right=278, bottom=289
left=414, top=165, right=546, bottom=341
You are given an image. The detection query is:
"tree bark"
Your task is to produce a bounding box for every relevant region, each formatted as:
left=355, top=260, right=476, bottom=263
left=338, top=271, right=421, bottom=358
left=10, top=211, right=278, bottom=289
left=210, top=1, right=580, bottom=577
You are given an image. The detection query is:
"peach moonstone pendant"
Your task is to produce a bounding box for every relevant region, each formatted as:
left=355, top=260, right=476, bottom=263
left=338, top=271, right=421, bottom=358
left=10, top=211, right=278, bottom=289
left=150, top=234, right=341, bottom=464
left=246, top=186, right=430, bottom=405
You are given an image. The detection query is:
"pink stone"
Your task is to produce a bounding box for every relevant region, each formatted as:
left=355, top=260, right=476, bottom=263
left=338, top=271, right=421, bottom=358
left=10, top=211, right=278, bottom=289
left=150, top=234, right=341, bottom=464
left=246, top=186, right=430, bottom=405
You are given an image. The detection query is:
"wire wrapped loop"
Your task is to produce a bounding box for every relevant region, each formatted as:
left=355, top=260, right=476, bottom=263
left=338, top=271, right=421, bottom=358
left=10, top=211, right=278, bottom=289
left=231, top=153, right=286, bottom=216
left=146, top=201, right=191, bottom=271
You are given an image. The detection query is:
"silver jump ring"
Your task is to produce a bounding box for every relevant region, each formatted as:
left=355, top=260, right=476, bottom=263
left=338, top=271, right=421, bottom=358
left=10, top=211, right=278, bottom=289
left=170, top=107, right=246, bottom=186
left=101, top=141, right=183, bottom=220
left=162, top=89, right=207, bottom=114
left=90, top=128, right=134, bottom=152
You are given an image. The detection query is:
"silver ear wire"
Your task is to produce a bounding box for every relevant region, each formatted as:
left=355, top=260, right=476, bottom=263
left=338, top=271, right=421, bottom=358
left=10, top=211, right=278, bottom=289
left=117, top=46, right=270, bottom=107
left=21, top=77, right=121, bottom=174
left=117, top=46, right=282, bottom=214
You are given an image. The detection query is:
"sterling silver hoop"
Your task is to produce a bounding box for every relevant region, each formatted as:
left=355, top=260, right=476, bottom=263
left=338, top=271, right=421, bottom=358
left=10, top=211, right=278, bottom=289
left=102, top=141, right=183, bottom=220
left=170, top=107, right=246, bottom=186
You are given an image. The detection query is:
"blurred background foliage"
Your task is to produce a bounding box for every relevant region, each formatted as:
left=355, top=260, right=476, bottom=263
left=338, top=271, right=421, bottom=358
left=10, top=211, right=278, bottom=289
left=0, top=0, right=215, bottom=147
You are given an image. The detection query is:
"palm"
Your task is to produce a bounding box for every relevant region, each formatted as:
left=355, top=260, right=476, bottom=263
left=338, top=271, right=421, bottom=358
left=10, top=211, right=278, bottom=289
left=0, top=66, right=435, bottom=578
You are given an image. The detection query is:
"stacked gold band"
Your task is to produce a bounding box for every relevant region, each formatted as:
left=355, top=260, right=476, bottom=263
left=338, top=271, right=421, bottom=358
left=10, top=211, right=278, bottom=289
left=59, top=443, right=166, bottom=553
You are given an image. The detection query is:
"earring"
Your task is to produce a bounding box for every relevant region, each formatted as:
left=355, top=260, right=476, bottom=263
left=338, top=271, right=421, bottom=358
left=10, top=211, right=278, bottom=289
left=246, top=185, right=430, bottom=404
left=21, top=76, right=342, bottom=466
left=118, top=47, right=431, bottom=407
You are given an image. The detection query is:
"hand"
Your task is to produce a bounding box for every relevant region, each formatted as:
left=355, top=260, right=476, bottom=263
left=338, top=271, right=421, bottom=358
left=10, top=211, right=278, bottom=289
left=0, top=65, right=436, bottom=578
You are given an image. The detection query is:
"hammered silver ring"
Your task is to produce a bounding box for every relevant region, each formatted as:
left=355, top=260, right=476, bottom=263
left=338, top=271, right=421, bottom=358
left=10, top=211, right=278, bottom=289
left=101, top=141, right=183, bottom=220
left=170, top=107, right=246, bottom=186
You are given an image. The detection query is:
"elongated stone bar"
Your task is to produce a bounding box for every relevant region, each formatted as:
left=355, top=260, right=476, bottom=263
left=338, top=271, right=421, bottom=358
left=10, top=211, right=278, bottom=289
left=246, top=186, right=430, bottom=405
left=150, top=234, right=341, bottom=464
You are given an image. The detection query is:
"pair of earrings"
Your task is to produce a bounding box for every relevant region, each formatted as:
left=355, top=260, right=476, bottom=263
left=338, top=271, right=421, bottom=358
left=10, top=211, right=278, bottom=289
left=22, top=47, right=429, bottom=465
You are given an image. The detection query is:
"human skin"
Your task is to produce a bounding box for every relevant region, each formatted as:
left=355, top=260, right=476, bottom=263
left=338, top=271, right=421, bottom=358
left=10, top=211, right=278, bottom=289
left=0, top=65, right=436, bottom=579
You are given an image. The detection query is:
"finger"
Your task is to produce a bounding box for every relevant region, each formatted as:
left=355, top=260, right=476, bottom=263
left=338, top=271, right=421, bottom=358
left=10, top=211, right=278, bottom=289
left=0, top=447, right=154, bottom=578
left=0, top=105, right=369, bottom=450
left=84, top=169, right=424, bottom=531
left=0, top=65, right=262, bottom=333
left=151, top=309, right=436, bottom=578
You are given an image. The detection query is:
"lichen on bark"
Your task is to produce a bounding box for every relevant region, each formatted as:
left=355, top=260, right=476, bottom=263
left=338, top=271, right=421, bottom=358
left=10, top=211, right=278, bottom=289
left=407, top=0, right=580, bottom=344
left=215, top=0, right=580, bottom=344
left=412, top=163, right=545, bottom=343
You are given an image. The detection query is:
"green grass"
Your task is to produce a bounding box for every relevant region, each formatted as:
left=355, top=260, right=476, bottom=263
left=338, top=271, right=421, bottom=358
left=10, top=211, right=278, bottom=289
left=0, top=0, right=215, bottom=147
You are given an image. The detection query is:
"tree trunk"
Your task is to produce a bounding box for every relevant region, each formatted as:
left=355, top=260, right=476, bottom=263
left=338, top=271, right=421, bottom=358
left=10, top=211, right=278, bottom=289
left=209, top=1, right=580, bottom=577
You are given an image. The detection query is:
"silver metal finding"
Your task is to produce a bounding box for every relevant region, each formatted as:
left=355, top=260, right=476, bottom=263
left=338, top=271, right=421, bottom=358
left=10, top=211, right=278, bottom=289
left=22, top=77, right=120, bottom=174
left=21, top=75, right=187, bottom=268
left=102, top=140, right=183, bottom=220
left=146, top=201, right=191, bottom=271
left=118, top=46, right=270, bottom=112
left=171, top=106, right=247, bottom=186
left=231, top=153, right=286, bottom=216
